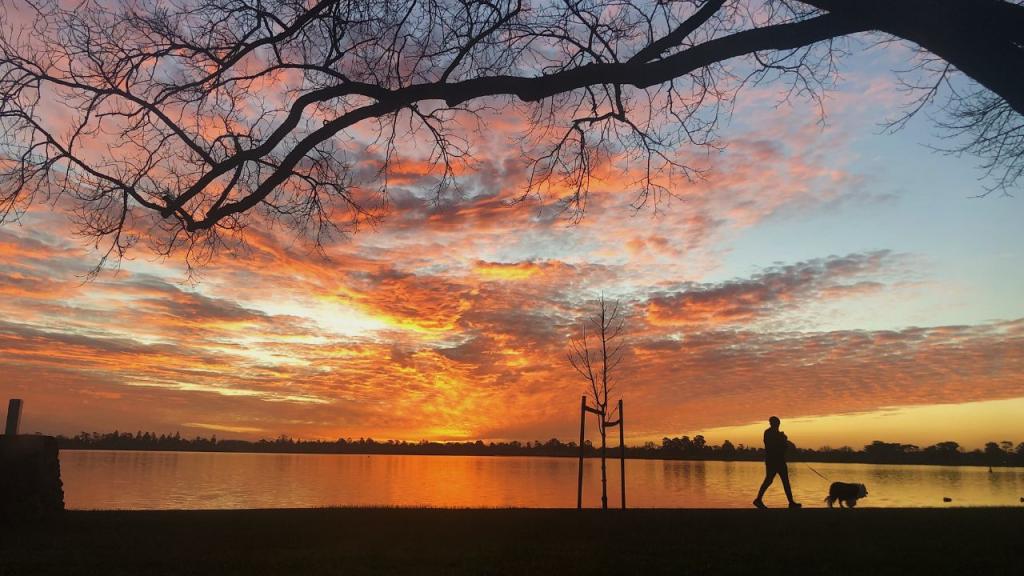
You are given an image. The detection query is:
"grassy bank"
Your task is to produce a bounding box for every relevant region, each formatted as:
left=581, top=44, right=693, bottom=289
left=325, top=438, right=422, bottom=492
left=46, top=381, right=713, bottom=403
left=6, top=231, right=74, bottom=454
left=2, top=508, right=1022, bottom=575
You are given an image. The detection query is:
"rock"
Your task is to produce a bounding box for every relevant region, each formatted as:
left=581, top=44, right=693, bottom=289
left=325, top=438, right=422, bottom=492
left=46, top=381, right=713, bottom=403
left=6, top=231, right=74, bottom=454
left=942, top=497, right=952, bottom=503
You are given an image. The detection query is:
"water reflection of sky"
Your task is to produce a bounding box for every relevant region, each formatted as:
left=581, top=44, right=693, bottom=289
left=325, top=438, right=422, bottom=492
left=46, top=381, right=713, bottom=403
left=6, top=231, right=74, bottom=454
left=61, top=451, right=1024, bottom=510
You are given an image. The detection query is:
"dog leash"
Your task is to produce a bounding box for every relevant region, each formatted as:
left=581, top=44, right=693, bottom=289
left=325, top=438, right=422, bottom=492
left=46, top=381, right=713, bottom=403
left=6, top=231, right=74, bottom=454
left=803, top=463, right=831, bottom=482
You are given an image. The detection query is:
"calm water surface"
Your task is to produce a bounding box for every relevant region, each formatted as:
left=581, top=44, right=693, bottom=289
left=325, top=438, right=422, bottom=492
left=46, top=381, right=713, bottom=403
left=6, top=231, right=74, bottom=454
left=60, top=450, right=1024, bottom=510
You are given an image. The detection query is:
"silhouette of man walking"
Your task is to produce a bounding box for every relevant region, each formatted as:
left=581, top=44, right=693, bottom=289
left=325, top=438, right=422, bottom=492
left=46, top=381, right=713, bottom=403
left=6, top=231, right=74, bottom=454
left=753, top=416, right=801, bottom=509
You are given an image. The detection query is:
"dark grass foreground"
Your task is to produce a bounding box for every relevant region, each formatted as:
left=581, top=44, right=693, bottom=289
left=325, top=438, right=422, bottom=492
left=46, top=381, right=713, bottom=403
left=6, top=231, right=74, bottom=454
left=2, top=508, right=1023, bottom=575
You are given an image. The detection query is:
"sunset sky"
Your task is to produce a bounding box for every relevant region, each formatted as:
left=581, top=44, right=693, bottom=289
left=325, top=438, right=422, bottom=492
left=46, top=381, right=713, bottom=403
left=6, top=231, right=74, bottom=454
left=1, top=37, right=1022, bottom=451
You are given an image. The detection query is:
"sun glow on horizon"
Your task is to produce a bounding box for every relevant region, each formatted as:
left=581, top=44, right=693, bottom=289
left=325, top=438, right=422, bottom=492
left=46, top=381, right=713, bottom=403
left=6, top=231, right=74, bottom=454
left=679, top=397, right=1024, bottom=451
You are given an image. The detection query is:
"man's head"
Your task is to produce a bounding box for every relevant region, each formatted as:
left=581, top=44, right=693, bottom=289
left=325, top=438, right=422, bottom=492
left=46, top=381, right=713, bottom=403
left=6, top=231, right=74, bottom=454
left=769, top=416, right=780, bottom=429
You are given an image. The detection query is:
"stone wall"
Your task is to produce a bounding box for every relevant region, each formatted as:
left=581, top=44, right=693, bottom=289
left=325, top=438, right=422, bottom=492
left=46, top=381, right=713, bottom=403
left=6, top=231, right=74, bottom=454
left=0, top=435, right=64, bottom=521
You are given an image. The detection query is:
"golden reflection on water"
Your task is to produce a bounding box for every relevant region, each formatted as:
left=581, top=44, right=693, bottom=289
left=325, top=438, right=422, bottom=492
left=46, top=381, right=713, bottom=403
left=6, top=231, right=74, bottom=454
left=60, top=451, right=1024, bottom=510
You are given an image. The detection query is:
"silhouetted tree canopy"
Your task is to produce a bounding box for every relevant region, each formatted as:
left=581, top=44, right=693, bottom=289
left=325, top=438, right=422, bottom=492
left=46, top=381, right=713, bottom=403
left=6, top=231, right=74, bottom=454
left=1, top=0, right=1021, bottom=266
left=54, top=430, right=1024, bottom=467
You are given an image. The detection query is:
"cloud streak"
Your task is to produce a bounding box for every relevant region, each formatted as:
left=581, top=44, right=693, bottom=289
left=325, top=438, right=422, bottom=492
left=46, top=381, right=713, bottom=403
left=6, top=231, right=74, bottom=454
left=645, top=252, right=893, bottom=326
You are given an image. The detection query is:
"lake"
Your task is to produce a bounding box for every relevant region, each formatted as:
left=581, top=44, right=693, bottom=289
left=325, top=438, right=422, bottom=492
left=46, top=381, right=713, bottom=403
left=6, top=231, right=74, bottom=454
left=60, top=450, right=1024, bottom=510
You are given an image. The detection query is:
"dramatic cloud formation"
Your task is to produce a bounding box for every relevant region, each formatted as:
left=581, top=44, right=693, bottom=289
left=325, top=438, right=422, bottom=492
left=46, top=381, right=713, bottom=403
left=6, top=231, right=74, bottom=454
left=1, top=42, right=1022, bottom=448
left=2, top=201, right=1022, bottom=447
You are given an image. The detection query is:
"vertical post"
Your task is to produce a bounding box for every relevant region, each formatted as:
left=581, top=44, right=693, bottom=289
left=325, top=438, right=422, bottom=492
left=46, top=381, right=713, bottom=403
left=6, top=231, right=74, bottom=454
left=577, top=395, right=586, bottom=510
left=600, top=410, right=607, bottom=510
left=618, top=398, right=625, bottom=510
left=5, top=398, right=23, bottom=436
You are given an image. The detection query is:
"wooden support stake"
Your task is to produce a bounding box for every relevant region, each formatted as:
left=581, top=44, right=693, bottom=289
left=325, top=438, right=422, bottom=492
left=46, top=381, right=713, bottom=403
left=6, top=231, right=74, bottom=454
left=577, top=395, right=586, bottom=510
left=619, top=398, right=625, bottom=510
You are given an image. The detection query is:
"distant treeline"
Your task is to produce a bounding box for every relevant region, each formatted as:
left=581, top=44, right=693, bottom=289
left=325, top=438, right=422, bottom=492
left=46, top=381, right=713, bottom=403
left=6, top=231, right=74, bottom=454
left=55, top=431, right=1024, bottom=467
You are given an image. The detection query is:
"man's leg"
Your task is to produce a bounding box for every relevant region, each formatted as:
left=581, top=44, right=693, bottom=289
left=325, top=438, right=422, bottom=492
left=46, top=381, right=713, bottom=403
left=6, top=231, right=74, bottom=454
left=778, top=463, right=800, bottom=507
left=754, top=463, right=777, bottom=507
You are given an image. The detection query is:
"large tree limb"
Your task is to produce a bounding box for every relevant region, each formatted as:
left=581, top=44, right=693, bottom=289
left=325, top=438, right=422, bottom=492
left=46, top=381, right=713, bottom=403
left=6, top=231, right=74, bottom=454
left=186, top=12, right=869, bottom=229
left=799, top=0, right=1024, bottom=115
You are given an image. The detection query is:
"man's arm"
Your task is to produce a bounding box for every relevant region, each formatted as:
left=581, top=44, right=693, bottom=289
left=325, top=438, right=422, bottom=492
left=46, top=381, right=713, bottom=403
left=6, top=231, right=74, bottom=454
left=783, top=433, right=796, bottom=451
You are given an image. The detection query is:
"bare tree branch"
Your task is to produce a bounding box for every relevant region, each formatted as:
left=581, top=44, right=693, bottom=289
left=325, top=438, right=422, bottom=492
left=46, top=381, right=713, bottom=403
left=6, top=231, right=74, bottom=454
left=1, top=0, right=1022, bottom=267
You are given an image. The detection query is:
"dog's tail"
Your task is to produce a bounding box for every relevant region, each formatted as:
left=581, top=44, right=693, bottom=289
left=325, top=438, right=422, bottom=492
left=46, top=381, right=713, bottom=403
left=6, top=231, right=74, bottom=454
left=824, top=495, right=836, bottom=507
